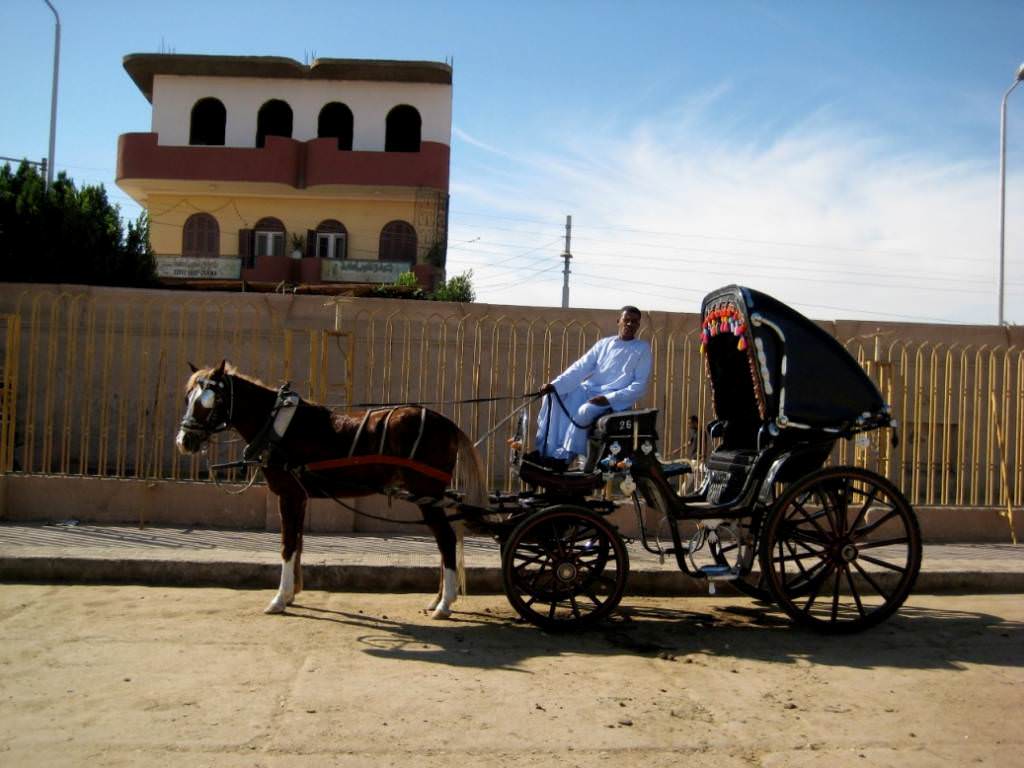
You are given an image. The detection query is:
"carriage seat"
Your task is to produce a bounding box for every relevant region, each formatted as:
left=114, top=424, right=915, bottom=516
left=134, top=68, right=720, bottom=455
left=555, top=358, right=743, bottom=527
left=517, top=451, right=604, bottom=493
left=583, top=408, right=660, bottom=473
left=516, top=408, right=661, bottom=492
left=703, top=448, right=758, bottom=505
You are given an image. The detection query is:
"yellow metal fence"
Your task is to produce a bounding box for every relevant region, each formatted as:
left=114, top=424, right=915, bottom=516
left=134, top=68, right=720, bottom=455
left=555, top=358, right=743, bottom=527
left=0, top=290, right=1019, bottom=518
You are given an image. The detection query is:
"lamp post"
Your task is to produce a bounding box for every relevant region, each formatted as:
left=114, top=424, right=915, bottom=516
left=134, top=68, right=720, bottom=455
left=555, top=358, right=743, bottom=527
left=42, top=1, right=60, bottom=190
left=998, top=62, right=1024, bottom=326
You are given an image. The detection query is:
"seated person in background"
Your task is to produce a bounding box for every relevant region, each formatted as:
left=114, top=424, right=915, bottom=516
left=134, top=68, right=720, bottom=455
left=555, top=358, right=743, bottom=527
left=536, top=306, right=652, bottom=468
left=686, top=414, right=700, bottom=460
left=684, top=413, right=700, bottom=491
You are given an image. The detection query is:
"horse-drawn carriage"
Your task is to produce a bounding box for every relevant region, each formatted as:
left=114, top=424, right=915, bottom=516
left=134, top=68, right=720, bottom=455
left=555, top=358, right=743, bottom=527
left=177, top=285, right=922, bottom=633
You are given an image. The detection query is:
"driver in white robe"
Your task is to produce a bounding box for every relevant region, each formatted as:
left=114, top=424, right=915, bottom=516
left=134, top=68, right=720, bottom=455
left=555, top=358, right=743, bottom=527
left=536, top=306, right=652, bottom=466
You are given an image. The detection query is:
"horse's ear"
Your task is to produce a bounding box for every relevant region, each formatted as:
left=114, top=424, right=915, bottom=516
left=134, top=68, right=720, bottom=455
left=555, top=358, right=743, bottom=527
left=215, top=359, right=227, bottom=377
left=187, top=361, right=198, bottom=373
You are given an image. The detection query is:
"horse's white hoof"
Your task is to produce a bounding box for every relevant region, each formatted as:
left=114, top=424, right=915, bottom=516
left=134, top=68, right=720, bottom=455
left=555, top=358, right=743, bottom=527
left=430, top=605, right=452, bottom=620
left=425, top=595, right=441, bottom=611
left=264, top=596, right=288, bottom=614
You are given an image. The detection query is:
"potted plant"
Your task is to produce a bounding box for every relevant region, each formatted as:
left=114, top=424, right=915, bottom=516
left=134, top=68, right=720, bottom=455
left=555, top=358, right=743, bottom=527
left=289, top=232, right=305, bottom=259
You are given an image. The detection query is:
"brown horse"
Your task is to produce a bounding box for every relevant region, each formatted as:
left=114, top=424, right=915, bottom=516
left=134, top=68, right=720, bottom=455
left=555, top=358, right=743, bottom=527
left=175, top=361, right=488, bottom=618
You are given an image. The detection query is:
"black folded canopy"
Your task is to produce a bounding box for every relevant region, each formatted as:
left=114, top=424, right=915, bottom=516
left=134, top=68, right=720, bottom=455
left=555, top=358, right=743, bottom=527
left=700, top=285, right=886, bottom=438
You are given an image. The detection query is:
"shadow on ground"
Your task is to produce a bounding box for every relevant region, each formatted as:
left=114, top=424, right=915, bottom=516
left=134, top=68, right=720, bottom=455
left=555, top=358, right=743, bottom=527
left=282, top=597, right=1023, bottom=673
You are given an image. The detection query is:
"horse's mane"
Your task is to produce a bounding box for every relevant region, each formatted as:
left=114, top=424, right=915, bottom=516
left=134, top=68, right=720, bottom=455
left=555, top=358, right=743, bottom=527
left=185, top=363, right=345, bottom=418
left=185, top=363, right=269, bottom=393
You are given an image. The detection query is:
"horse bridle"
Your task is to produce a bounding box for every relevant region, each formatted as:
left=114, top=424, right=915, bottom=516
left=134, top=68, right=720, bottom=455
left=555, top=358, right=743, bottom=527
left=179, top=374, right=234, bottom=442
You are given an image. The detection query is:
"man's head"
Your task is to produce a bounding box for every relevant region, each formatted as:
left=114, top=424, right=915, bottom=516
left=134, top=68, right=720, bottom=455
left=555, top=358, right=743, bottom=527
left=617, top=306, right=642, bottom=340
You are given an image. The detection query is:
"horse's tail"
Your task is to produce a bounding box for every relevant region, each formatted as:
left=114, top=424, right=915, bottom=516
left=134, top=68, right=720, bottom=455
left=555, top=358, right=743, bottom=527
left=453, top=427, right=486, bottom=598
left=454, top=427, right=489, bottom=510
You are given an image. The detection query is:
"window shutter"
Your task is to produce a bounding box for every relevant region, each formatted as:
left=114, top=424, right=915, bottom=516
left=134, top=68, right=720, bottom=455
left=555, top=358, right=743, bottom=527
left=205, top=218, right=219, bottom=257
left=306, top=229, right=317, bottom=258
left=182, top=220, right=196, bottom=257
left=338, top=233, right=348, bottom=260
left=238, top=229, right=254, bottom=268
left=273, top=233, right=285, bottom=258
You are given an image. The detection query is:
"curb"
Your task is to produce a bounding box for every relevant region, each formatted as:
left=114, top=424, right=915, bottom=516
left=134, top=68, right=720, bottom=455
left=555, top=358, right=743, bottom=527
left=2, top=554, right=1022, bottom=596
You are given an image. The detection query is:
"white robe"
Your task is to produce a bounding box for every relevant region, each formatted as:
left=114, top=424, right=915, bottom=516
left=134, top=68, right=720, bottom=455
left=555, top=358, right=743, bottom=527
left=535, top=336, right=653, bottom=458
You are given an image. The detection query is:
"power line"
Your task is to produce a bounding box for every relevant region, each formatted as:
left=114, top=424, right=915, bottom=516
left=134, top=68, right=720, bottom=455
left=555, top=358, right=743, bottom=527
left=451, top=208, right=991, bottom=266
left=570, top=274, right=958, bottom=323
left=450, top=228, right=999, bottom=290
left=571, top=248, right=998, bottom=290
left=573, top=259, right=993, bottom=296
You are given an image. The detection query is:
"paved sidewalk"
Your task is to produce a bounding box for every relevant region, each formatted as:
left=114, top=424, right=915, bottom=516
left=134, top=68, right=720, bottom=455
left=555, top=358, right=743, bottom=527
left=0, top=521, right=1021, bottom=594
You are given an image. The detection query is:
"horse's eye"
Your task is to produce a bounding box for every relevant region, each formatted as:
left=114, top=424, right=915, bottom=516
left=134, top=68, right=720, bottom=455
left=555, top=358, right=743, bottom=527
left=199, top=389, right=216, bottom=410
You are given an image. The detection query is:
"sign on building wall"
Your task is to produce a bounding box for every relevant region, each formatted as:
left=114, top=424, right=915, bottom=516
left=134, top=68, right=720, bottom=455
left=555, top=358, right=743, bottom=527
left=156, top=257, right=242, bottom=280
left=321, top=259, right=412, bottom=283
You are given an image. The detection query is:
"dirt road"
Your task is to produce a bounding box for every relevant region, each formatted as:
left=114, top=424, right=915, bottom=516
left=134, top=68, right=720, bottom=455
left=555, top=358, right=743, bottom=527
left=0, top=585, right=1020, bottom=767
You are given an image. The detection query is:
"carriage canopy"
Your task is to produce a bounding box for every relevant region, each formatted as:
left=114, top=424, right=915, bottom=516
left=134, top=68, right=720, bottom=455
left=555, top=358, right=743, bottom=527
left=700, top=285, right=888, bottom=438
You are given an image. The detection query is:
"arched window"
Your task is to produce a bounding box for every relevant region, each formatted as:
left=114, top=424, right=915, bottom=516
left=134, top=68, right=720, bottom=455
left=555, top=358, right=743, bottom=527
left=318, top=102, right=353, bottom=150
left=315, top=219, right=348, bottom=259
left=182, top=213, right=220, bottom=257
left=256, top=99, right=293, bottom=148
left=379, top=220, right=417, bottom=262
left=385, top=105, right=421, bottom=152
left=254, top=217, right=285, bottom=258
left=189, top=98, right=226, bottom=146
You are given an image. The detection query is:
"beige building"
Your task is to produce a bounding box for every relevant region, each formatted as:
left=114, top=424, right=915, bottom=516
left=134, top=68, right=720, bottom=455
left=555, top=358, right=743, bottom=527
left=116, top=53, right=452, bottom=289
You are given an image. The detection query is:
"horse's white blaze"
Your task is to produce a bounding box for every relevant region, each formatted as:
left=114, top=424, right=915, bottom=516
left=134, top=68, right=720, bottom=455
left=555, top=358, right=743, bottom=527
left=176, top=386, right=202, bottom=454
left=265, top=552, right=296, bottom=614
left=430, top=567, right=458, bottom=619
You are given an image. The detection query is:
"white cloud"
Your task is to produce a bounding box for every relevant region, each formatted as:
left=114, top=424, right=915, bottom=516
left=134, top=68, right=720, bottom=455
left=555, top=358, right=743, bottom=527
left=447, top=107, right=1021, bottom=324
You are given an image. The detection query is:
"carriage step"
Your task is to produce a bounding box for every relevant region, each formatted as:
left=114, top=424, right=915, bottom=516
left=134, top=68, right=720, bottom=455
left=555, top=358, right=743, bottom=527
left=698, top=564, right=738, bottom=595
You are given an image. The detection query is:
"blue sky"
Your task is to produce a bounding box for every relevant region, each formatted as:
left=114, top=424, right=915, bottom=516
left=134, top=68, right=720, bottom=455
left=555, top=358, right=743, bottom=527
left=1, top=1, right=1022, bottom=324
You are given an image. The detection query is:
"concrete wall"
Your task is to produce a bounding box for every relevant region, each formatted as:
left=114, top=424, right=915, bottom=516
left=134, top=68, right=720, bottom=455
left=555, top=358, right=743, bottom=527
left=0, top=475, right=1013, bottom=543
left=0, top=283, right=1019, bottom=541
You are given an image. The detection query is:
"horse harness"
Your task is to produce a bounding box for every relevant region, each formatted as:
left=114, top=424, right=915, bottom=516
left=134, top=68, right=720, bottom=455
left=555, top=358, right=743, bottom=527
left=300, top=403, right=452, bottom=484
left=206, top=382, right=464, bottom=519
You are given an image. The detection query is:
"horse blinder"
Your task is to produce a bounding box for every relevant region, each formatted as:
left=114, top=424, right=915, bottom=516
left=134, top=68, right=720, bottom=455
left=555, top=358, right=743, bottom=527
left=180, top=377, right=230, bottom=437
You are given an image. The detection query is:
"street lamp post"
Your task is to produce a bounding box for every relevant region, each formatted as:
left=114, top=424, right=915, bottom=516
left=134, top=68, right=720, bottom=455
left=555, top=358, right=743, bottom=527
left=998, top=62, right=1024, bottom=326
left=42, top=1, right=60, bottom=190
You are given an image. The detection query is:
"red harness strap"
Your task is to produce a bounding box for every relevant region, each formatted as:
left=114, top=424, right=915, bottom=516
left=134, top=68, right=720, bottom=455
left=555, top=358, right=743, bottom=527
left=302, top=454, right=452, bottom=484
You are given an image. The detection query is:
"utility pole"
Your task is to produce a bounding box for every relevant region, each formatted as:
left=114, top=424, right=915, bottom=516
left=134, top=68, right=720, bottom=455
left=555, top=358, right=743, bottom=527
left=42, top=1, right=61, bottom=189
left=560, top=215, right=572, bottom=309
left=998, top=63, right=1024, bottom=325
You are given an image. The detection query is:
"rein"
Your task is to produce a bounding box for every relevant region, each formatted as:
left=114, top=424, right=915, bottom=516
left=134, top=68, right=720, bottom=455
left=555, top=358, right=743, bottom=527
left=545, top=388, right=599, bottom=429
left=324, top=391, right=543, bottom=409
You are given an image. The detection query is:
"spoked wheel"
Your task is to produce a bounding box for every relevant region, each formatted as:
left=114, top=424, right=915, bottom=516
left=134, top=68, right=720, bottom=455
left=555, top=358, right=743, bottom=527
left=502, top=505, right=629, bottom=631
left=760, top=466, right=922, bottom=633
left=709, top=514, right=772, bottom=602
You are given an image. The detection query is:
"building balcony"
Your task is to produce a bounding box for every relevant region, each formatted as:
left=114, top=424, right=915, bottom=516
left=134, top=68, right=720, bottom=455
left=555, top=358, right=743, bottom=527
left=116, top=133, right=450, bottom=195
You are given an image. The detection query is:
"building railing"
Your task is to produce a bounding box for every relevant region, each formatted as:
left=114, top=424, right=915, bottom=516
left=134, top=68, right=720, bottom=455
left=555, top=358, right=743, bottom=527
left=0, top=289, right=1019, bottom=524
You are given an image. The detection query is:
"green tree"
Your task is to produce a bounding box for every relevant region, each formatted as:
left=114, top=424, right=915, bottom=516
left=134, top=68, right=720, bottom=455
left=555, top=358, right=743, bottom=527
left=431, top=270, right=475, bottom=303
left=0, top=161, right=155, bottom=287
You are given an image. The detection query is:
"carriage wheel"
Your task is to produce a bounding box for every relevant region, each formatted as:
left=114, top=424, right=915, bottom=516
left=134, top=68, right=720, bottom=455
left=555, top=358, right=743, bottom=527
left=709, top=514, right=772, bottom=602
left=760, top=466, right=922, bottom=633
left=502, top=505, right=629, bottom=631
